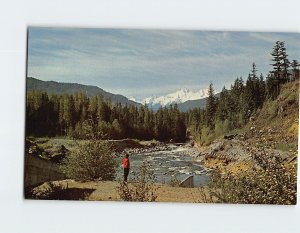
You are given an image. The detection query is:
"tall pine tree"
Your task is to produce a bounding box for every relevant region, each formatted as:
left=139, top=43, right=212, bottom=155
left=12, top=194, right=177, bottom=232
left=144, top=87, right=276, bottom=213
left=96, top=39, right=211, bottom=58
left=206, top=82, right=217, bottom=130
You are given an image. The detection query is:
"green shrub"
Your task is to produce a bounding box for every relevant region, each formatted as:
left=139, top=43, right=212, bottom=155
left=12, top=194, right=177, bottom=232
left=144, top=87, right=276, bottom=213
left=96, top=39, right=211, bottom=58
left=203, top=155, right=297, bottom=205
left=61, top=119, right=117, bottom=181
left=61, top=139, right=116, bottom=181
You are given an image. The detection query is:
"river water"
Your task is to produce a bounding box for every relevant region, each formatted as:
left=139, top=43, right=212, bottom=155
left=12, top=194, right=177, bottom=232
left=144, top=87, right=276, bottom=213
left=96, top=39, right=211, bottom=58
left=115, top=144, right=210, bottom=187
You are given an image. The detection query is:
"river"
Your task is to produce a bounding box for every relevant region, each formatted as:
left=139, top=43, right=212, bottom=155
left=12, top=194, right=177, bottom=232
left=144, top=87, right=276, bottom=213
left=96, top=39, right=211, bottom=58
left=115, top=144, right=211, bottom=187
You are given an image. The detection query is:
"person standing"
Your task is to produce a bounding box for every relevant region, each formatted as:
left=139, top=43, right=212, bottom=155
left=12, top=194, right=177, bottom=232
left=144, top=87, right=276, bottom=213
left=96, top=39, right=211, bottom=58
left=123, top=153, right=130, bottom=181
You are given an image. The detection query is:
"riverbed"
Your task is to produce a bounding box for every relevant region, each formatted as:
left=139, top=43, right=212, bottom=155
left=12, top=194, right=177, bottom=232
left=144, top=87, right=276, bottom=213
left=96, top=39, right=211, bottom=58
left=115, top=144, right=211, bottom=187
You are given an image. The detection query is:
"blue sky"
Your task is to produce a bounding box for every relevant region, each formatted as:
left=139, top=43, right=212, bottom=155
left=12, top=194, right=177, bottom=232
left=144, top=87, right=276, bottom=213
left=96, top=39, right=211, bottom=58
left=27, top=27, right=300, bottom=99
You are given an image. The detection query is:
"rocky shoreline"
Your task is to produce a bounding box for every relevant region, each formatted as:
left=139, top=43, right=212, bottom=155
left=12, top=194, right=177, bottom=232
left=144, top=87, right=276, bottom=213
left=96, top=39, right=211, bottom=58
left=122, top=143, right=176, bottom=155
left=189, top=134, right=296, bottom=173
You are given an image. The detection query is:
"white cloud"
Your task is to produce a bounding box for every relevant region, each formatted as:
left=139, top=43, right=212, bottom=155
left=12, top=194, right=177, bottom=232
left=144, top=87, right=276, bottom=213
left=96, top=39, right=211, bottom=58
left=27, top=28, right=300, bottom=99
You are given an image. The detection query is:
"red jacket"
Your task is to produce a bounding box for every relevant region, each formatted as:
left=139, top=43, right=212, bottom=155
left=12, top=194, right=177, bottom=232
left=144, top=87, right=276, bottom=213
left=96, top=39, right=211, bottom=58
left=123, top=158, right=130, bottom=169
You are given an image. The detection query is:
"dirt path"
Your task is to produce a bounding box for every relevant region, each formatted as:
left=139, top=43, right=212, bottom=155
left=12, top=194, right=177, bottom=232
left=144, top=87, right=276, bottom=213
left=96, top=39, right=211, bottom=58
left=35, top=180, right=206, bottom=203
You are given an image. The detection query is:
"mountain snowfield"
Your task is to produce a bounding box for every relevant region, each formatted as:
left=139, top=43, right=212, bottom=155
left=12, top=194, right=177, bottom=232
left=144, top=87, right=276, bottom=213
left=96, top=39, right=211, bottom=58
left=129, top=88, right=209, bottom=108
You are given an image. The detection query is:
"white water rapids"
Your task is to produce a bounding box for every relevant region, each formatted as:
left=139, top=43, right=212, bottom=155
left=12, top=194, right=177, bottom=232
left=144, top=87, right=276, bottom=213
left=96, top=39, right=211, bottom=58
left=115, top=144, right=211, bottom=187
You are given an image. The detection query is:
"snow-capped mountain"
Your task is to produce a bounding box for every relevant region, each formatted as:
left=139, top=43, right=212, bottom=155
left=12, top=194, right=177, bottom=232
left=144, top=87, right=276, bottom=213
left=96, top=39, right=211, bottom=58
left=130, top=88, right=209, bottom=109
left=128, top=96, right=138, bottom=102
left=144, top=88, right=208, bottom=107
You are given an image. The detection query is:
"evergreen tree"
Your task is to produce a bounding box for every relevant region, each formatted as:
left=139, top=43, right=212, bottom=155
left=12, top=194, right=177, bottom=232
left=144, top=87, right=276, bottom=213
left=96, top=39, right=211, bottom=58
left=216, top=86, right=229, bottom=122
left=112, top=118, right=123, bottom=139
left=270, top=41, right=282, bottom=80
left=270, top=41, right=282, bottom=96
left=250, top=62, right=258, bottom=80
left=206, top=82, right=216, bottom=130
left=270, top=41, right=290, bottom=96
left=154, top=107, right=164, bottom=140
left=250, top=63, right=261, bottom=109
left=230, top=77, right=244, bottom=113
left=279, top=41, right=290, bottom=82
left=81, top=104, right=87, bottom=122
left=241, top=74, right=255, bottom=122
left=258, top=73, right=266, bottom=105
left=88, top=96, right=98, bottom=122
left=291, top=59, right=300, bottom=81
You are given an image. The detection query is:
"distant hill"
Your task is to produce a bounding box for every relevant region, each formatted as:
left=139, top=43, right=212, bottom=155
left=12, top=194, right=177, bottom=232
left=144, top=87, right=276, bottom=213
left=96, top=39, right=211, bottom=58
left=177, top=92, right=220, bottom=112
left=26, top=77, right=141, bottom=106
left=178, top=98, right=207, bottom=111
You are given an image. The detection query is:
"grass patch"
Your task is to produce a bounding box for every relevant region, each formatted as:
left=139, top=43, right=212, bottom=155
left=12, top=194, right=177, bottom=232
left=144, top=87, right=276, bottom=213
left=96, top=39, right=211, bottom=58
left=275, top=143, right=298, bottom=152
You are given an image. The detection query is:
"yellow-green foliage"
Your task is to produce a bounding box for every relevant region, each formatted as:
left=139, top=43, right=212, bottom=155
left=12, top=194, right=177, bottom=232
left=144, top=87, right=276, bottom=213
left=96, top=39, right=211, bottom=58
left=289, top=121, right=298, bottom=137
left=199, top=126, right=215, bottom=145
left=275, top=143, right=298, bottom=152
left=197, top=120, right=231, bottom=145
left=202, top=148, right=297, bottom=205
left=206, top=162, right=297, bottom=205
left=214, top=120, right=230, bottom=137
left=264, top=100, right=279, bottom=120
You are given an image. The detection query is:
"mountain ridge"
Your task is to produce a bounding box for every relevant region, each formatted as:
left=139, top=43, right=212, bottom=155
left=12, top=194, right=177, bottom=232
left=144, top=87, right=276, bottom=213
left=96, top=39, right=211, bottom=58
left=130, top=87, right=211, bottom=110
left=26, top=77, right=217, bottom=111
left=26, top=77, right=140, bottom=107
left=143, top=87, right=208, bottom=106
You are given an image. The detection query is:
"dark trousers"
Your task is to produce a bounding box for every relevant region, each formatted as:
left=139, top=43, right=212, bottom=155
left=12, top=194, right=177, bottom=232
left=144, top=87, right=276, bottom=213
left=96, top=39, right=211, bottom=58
left=124, top=168, right=130, bottom=181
